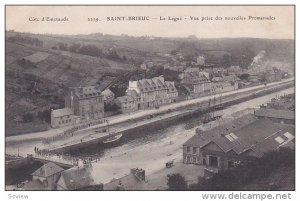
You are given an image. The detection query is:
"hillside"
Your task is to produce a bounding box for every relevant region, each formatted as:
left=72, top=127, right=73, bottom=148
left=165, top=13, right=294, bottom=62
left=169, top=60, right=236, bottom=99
left=5, top=31, right=295, bottom=136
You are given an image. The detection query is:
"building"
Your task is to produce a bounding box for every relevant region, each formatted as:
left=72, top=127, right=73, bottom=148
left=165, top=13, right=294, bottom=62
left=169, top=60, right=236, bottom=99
left=126, top=76, right=178, bottom=110
left=183, top=115, right=294, bottom=170
left=51, top=108, right=80, bottom=128
left=262, top=69, right=282, bottom=83
left=197, top=55, right=206, bottom=66
left=254, top=108, right=295, bottom=125
left=101, top=89, right=115, bottom=104
left=266, top=94, right=295, bottom=111
left=56, top=167, right=102, bottom=190
left=211, top=75, right=239, bottom=93
left=19, top=52, right=50, bottom=67
left=115, top=90, right=140, bottom=114
left=31, top=162, right=64, bottom=190
left=65, top=86, right=104, bottom=121
left=180, top=68, right=211, bottom=97
left=104, top=168, right=151, bottom=190
left=140, top=62, right=154, bottom=70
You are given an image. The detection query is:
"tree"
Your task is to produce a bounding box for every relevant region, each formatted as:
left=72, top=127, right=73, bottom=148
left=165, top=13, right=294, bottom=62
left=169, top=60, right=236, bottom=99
left=167, top=173, right=188, bottom=190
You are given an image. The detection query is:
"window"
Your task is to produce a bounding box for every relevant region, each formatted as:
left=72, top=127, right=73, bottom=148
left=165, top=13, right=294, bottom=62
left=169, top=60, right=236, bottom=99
left=193, top=147, right=197, bottom=154
left=193, top=157, right=196, bottom=163
left=62, top=120, right=64, bottom=123
left=58, top=121, right=61, bottom=124
left=187, top=156, right=191, bottom=163
left=187, top=146, right=190, bottom=153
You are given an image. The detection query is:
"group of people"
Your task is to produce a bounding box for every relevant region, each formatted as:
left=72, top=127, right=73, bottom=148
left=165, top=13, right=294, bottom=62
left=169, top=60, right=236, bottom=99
left=34, top=147, right=101, bottom=166
left=43, top=119, right=105, bottom=145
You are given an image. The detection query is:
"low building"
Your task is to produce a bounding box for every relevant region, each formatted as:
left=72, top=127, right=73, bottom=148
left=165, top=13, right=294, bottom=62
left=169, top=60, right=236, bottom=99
left=19, top=52, right=50, bottom=67
left=31, top=162, right=64, bottom=190
left=115, top=92, right=139, bottom=114
left=262, top=69, right=282, bottom=83
left=56, top=167, right=102, bottom=190
left=254, top=108, right=295, bottom=125
left=101, top=89, right=115, bottom=104
left=51, top=108, right=80, bottom=128
left=197, top=55, right=206, bottom=66
left=104, top=168, right=151, bottom=190
left=183, top=115, right=294, bottom=170
left=211, top=75, right=239, bottom=93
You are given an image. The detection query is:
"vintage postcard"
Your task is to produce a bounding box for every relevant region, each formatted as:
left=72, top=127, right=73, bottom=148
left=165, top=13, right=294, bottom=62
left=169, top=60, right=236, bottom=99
left=5, top=5, right=295, bottom=193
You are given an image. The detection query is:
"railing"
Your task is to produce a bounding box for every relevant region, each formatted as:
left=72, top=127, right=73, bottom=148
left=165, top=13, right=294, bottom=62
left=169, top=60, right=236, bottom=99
left=42, top=119, right=104, bottom=144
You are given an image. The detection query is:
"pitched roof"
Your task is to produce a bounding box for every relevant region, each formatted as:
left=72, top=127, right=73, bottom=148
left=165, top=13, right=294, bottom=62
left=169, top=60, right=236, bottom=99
left=23, top=179, right=51, bottom=191
left=117, top=95, right=134, bottom=103
left=254, top=108, right=295, bottom=120
left=71, top=85, right=103, bottom=99
left=104, top=174, right=151, bottom=190
left=101, top=89, right=114, bottom=97
left=185, top=115, right=295, bottom=158
left=184, top=114, right=258, bottom=147
left=31, top=162, right=64, bottom=178
left=51, top=108, right=74, bottom=118
left=136, top=76, right=169, bottom=92
left=58, top=167, right=97, bottom=190
left=23, top=52, right=50, bottom=63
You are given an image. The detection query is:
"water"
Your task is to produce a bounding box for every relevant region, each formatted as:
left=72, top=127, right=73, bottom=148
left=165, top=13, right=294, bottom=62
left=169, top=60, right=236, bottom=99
left=68, top=87, right=294, bottom=159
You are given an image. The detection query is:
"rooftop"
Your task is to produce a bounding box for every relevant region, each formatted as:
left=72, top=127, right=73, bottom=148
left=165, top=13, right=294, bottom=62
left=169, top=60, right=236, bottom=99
left=31, top=162, right=64, bottom=178
left=58, top=167, right=97, bottom=190
left=254, top=108, right=295, bottom=120
left=71, top=85, right=103, bottom=99
left=184, top=116, right=295, bottom=158
left=51, top=108, right=74, bottom=118
left=23, top=52, right=50, bottom=63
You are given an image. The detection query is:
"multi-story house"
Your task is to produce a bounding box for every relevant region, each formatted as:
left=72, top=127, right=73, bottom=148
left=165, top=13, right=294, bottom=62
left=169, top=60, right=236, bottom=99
left=116, top=76, right=178, bottom=113
left=127, top=76, right=178, bottom=110
left=65, top=85, right=104, bottom=121
left=180, top=68, right=211, bottom=97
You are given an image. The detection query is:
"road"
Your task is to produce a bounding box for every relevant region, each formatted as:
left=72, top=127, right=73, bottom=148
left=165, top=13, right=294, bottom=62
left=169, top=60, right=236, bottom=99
left=6, top=77, right=294, bottom=144
left=5, top=86, right=294, bottom=186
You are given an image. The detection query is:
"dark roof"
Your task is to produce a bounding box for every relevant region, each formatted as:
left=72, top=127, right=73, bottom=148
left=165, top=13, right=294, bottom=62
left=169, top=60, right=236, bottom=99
left=71, top=86, right=103, bottom=99
left=31, top=162, right=64, bottom=178
left=254, top=108, right=295, bottom=120
left=58, top=167, right=97, bottom=190
left=104, top=174, right=151, bottom=190
left=184, top=114, right=258, bottom=147
left=184, top=116, right=295, bottom=158
left=23, top=179, right=51, bottom=191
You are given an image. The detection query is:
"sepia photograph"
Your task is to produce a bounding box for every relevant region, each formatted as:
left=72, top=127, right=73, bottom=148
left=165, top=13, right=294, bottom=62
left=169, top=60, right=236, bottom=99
left=4, top=5, right=295, bottom=193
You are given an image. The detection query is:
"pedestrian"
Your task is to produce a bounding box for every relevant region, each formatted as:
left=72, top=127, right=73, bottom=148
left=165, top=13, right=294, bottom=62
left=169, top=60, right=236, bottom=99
left=34, top=146, right=36, bottom=153
left=81, top=139, right=83, bottom=143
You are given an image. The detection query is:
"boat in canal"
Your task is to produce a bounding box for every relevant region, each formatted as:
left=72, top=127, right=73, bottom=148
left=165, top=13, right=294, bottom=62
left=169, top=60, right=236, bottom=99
left=102, top=119, right=123, bottom=145
left=102, top=133, right=123, bottom=144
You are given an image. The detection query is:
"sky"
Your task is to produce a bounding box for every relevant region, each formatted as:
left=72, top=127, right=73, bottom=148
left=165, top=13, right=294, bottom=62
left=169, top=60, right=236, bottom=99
left=5, top=6, right=294, bottom=39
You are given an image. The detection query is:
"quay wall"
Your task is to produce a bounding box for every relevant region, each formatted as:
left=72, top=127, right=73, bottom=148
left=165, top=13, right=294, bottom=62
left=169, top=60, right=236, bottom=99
left=48, top=81, right=294, bottom=154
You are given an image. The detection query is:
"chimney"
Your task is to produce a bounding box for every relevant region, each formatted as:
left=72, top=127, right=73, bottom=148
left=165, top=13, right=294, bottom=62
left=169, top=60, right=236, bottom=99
left=131, top=168, right=145, bottom=181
